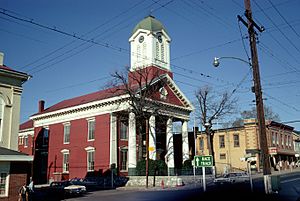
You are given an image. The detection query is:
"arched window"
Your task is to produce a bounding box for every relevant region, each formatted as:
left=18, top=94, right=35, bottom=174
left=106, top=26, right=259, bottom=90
left=155, top=42, right=160, bottom=61
left=142, top=43, right=147, bottom=59
left=161, top=43, right=165, bottom=62
left=136, top=45, right=141, bottom=63
left=0, top=97, right=4, bottom=142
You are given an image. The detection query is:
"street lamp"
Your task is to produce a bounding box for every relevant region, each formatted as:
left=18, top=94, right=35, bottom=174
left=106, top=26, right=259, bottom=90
left=213, top=57, right=252, bottom=68
left=213, top=56, right=272, bottom=193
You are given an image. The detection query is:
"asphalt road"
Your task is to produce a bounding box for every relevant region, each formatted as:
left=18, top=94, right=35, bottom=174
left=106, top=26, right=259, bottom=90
left=65, top=183, right=275, bottom=201
left=39, top=171, right=300, bottom=201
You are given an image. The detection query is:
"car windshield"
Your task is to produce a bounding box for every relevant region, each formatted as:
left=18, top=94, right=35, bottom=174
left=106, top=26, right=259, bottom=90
left=222, top=172, right=247, bottom=178
left=51, top=181, right=71, bottom=187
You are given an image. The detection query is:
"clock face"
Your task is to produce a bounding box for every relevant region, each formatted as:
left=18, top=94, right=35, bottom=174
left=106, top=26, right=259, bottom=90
left=139, top=36, right=144, bottom=43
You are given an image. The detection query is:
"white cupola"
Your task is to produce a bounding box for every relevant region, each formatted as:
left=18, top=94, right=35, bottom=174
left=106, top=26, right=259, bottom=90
left=129, top=16, right=171, bottom=72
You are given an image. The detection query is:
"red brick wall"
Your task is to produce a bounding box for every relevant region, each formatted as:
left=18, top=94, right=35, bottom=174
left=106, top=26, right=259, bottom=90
left=18, top=135, right=34, bottom=155
left=128, top=66, right=173, bottom=86
left=47, top=113, right=111, bottom=181
left=0, top=162, right=29, bottom=201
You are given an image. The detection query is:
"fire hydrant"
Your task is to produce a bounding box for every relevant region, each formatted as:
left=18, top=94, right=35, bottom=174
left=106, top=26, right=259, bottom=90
left=161, top=179, right=165, bottom=189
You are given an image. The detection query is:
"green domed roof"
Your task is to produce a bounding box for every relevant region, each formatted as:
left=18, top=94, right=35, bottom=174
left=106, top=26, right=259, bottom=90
left=132, top=15, right=167, bottom=34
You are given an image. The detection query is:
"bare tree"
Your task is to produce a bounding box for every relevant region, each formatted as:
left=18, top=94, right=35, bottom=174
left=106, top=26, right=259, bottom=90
left=108, top=66, right=169, bottom=187
left=231, top=105, right=280, bottom=127
left=195, top=86, right=237, bottom=166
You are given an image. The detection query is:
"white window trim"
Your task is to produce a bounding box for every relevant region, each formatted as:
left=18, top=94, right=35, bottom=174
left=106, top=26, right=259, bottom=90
left=120, top=121, right=128, bottom=141
left=19, top=136, right=24, bottom=145
left=87, top=118, right=95, bottom=142
left=85, top=147, right=95, bottom=172
left=0, top=97, right=4, bottom=143
left=120, top=147, right=128, bottom=172
left=0, top=174, right=9, bottom=197
left=61, top=149, right=69, bottom=154
left=85, top=146, right=95, bottom=152
left=61, top=149, right=70, bottom=173
left=24, top=136, right=28, bottom=148
left=0, top=162, right=10, bottom=197
left=63, top=122, right=70, bottom=144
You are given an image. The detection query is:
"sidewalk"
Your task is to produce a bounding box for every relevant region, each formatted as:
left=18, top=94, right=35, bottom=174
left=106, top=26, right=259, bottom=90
left=251, top=166, right=300, bottom=180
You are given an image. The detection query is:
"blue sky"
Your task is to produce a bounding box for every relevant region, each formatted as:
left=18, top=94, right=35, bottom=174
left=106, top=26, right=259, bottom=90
left=0, top=0, right=299, bottom=131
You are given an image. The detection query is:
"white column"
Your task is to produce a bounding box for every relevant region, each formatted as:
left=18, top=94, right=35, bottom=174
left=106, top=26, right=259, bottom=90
left=109, top=114, right=117, bottom=167
left=166, top=117, right=174, bottom=175
left=182, top=120, right=189, bottom=162
left=128, top=112, right=137, bottom=175
left=149, top=115, right=156, bottom=160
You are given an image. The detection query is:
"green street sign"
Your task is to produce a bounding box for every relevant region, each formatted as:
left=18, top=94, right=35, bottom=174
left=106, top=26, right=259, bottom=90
left=194, top=155, right=213, bottom=167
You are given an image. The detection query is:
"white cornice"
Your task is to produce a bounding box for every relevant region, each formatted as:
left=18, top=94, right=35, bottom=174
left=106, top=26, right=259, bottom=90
left=164, top=74, right=194, bottom=110
left=31, top=94, right=130, bottom=121
left=18, top=129, right=34, bottom=137
left=32, top=98, right=131, bottom=127
left=0, top=155, right=33, bottom=161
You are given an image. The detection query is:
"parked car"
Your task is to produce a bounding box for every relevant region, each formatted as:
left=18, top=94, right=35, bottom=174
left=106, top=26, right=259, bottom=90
left=214, top=172, right=249, bottom=184
left=295, top=160, right=300, bottom=167
left=49, top=181, right=86, bottom=197
left=69, top=178, right=99, bottom=191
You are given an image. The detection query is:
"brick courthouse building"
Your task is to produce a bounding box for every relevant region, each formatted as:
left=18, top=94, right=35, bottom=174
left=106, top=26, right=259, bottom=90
left=19, top=16, right=194, bottom=184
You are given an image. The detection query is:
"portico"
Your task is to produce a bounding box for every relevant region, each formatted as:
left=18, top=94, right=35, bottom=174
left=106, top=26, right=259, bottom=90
left=125, top=111, right=191, bottom=176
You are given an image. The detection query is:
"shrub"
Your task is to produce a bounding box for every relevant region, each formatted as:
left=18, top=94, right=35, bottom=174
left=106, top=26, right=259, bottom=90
left=136, top=159, right=167, bottom=176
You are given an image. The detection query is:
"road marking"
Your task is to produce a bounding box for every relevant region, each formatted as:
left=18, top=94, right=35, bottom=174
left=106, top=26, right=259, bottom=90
left=281, top=178, right=300, bottom=184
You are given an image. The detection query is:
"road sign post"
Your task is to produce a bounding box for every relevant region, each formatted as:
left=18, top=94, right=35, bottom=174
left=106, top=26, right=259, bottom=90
left=194, top=155, right=213, bottom=192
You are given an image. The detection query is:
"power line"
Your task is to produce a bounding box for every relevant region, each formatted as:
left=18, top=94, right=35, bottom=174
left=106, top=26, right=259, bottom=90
left=264, top=92, right=299, bottom=112
left=0, top=1, right=170, bottom=74
left=183, top=0, right=233, bottom=29
left=171, top=38, right=242, bottom=61
left=237, top=21, right=251, bottom=62
left=0, top=9, right=128, bottom=52
left=0, top=27, right=47, bottom=44
left=266, top=19, right=300, bottom=33
left=258, top=42, right=300, bottom=74
left=0, top=4, right=247, bottom=90
left=45, top=76, right=110, bottom=93
left=253, top=0, right=300, bottom=54
left=266, top=0, right=300, bottom=39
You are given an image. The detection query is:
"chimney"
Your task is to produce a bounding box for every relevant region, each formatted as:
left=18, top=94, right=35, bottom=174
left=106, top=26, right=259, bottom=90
left=39, top=100, right=45, bottom=113
left=0, top=52, right=4, bottom=66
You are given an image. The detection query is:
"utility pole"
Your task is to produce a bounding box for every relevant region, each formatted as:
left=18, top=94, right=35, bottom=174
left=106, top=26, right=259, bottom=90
left=145, top=118, right=149, bottom=188
left=239, top=0, right=272, bottom=194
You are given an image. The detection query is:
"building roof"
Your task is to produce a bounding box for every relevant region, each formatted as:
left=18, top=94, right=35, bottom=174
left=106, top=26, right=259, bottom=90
left=0, top=146, right=33, bottom=161
left=0, top=64, right=28, bottom=76
left=0, top=65, right=13, bottom=71
left=132, top=15, right=167, bottom=34
left=32, top=85, right=127, bottom=116
left=0, top=64, right=31, bottom=83
left=20, top=119, right=34, bottom=130
left=0, top=146, right=27, bottom=155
